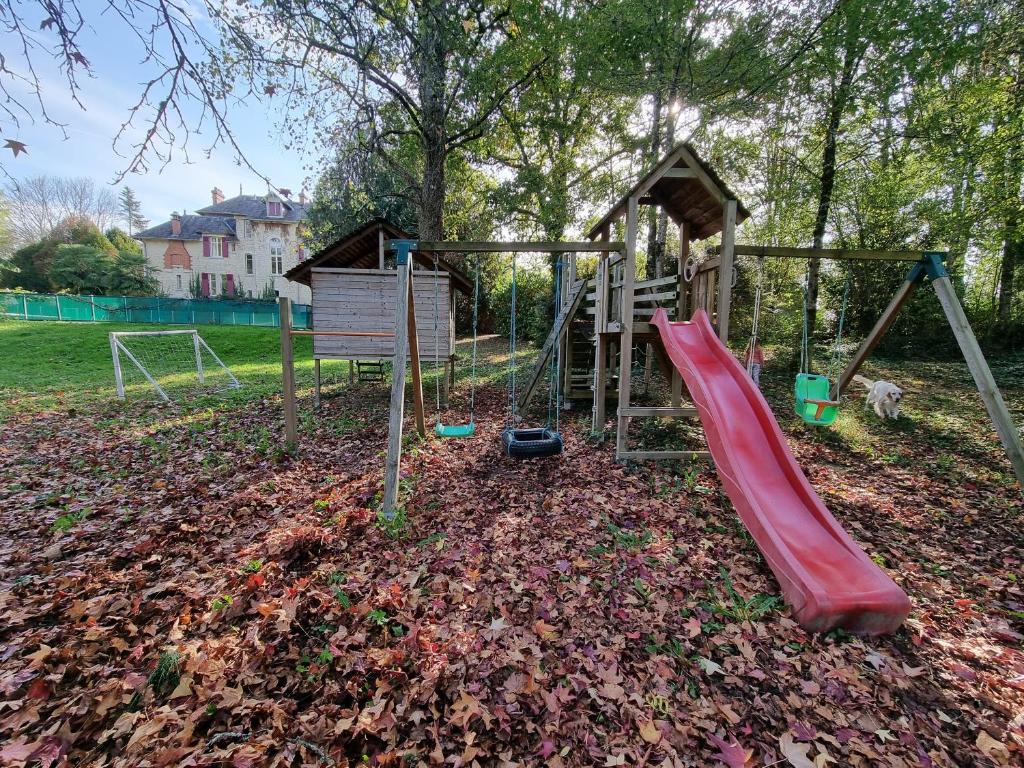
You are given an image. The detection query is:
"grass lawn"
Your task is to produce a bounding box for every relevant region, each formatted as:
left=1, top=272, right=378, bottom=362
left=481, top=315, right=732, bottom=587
left=0, top=318, right=1022, bottom=766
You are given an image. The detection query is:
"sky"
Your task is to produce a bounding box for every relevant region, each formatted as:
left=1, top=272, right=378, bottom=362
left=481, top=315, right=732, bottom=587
left=3, top=0, right=320, bottom=226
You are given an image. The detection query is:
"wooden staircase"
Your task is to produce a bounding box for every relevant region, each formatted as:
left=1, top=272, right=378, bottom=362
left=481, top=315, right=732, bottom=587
left=516, top=280, right=589, bottom=411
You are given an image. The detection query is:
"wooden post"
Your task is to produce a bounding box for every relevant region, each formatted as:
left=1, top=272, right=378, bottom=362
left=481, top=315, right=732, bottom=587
left=378, top=227, right=386, bottom=270
left=671, top=222, right=690, bottom=407
left=349, top=360, right=356, bottom=385
left=832, top=275, right=920, bottom=399
left=313, top=358, right=321, bottom=408
left=931, top=272, right=1024, bottom=488
left=717, top=200, right=736, bottom=343
left=706, top=270, right=717, bottom=318
left=557, top=254, right=569, bottom=409
left=280, top=296, right=298, bottom=446
left=406, top=278, right=426, bottom=437
left=383, top=241, right=414, bottom=519
left=615, top=197, right=640, bottom=460
left=592, top=249, right=609, bottom=435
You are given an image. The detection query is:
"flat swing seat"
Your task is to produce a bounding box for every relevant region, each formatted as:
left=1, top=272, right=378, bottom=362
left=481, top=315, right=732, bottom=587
left=501, top=426, right=563, bottom=458
left=435, top=422, right=476, bottom=438
left=794, top=373, right=840, bottom=426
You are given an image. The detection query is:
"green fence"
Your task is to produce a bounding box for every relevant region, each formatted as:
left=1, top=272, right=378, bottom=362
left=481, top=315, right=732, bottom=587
left=0, top=292, right=312, bottom=329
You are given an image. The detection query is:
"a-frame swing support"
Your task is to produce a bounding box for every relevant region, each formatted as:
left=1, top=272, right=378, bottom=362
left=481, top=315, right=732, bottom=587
left=832, top=252, right=1024, bottom=488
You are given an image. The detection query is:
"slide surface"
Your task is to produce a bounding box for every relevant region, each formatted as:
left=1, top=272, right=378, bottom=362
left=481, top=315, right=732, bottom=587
left=653, top=309, right=909, bottom=635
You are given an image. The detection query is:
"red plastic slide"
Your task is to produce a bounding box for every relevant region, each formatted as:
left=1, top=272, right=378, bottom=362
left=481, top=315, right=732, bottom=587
left=652, top=309, right=909, bottom=635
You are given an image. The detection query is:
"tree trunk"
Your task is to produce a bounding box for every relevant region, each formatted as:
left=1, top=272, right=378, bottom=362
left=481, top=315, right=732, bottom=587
left=997, top=215, right=1021, bottom=327
left=806, top=32, right=860, bottom=361
left=645, top=91, right=663, bottom=280
left=416, top=0, right=448, bottom=240
left=997, top=59, right=1023, bottom=327
left=655, top=69, right=680, bottom=279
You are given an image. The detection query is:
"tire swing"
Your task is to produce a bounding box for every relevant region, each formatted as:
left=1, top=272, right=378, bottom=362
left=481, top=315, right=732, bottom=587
left=433, top=255, right=479, bottom=437
left=501, top=254, right=563, bottom=459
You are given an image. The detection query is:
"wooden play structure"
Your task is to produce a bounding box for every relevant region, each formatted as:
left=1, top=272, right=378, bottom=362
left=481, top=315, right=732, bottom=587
left=280, top=143, right=1024, bottom=515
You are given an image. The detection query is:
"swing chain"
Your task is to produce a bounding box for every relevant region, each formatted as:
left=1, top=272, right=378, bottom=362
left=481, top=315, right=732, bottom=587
left=433, top=255, right=442, bottom=419
left=828, top=275, right=851, bottom=383
left=506, top=255, right=518, bottom=427
left=747, top=256, right=765, bottom=376
left=469, top=255, right=479, bottom=422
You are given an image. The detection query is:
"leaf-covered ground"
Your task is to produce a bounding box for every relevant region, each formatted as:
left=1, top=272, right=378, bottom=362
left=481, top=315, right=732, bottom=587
left=1, top=323, right=1022, bottom=767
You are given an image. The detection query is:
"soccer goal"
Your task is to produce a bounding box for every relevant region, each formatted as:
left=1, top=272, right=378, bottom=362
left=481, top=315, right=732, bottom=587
left=110, top=330, right=240, bottom=402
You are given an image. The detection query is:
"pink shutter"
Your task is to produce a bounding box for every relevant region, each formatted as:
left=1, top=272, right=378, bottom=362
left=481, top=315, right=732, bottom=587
left=202, top=236, right=210, bottom=258
left=225, top=274, right=235, bottom=296
left=200, top=273, right=210, bottom=297
left=222, top=238, right=229, bottom=258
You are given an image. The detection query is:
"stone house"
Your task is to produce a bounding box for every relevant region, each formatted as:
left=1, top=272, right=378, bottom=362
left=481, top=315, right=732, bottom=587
left=136, top=188, right=312, bottom=303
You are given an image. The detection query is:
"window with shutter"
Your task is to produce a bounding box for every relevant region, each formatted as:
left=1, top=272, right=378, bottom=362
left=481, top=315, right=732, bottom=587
left=202, top=236, right=210, bottom=258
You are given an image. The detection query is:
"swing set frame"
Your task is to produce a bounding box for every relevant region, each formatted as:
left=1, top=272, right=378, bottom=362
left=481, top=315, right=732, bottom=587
left=715, top=246, right=1024, bottom=485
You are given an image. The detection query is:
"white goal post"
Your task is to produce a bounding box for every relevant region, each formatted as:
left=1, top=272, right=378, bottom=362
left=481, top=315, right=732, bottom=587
left=110, top=329, right=240, bottom=401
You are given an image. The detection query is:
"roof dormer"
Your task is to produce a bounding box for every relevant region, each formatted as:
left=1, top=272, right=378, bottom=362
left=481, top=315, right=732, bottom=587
left=266, top=191, right=284, bottom=219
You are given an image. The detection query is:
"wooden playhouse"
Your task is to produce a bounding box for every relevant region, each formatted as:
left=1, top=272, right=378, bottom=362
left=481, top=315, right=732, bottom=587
left=284, top=219, right=472, bottom=395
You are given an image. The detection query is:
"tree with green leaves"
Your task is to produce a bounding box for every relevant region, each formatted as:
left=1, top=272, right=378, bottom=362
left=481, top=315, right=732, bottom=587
left=50, top=245, right=112, bottom=294
left=305, top=144, right=420, bottom=250
left=118, top=187, right=149, bottom=236
left=485, top=2, right=636, bottom=243
left=106, top=227, right=143, bottom=255
left=108, top=250, right=158, bottom=295
left=220, top=0, right=546, bottom=240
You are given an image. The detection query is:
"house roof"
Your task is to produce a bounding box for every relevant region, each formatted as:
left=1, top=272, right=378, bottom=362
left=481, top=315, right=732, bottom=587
left=197, top=194, right=308, bottom=222
left=586, top=142, right=750, bottom=242
left=135, top=214, right=237, bottom=241
left=285, top=218, right=473, bottom=295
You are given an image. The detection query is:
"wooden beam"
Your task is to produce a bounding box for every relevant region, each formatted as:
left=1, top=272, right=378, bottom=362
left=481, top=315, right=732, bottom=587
left=313, top=358, right=321, bottom=409
left=674, top=145, right=727, bottom=204
left=930, top=273, right=1024, bottom=488
left=378, top=227, right=385, bottom=270
left=395, top=240, right=624, bottom=253
left=730, top=245, right=930, bottom=262
left=406, top=276, right=426, bottom=437
left=618, top=449, right=712, bottom=461
left=832, top=276, right=920, bottom=398
left=662, top=167, right=696, bottom=178
left=290, top=330, right=394, bottom=338
left=280, top=296, right=298, bottom=447
left=382, top=245, right=413, bottom=519
left=615, top=197, right=640, bottom=460
left=697, top=256, right=721, bottom=275
left=717, top=200, right=737, bottom=343
left=621, top=406, right=698, bottom=418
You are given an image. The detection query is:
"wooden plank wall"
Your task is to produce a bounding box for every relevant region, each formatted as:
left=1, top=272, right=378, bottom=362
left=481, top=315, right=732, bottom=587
left=311, top=269, right=451, bottom=359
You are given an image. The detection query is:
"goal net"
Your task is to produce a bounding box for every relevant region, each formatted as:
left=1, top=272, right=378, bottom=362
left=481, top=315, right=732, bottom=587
left=110, top=330, right=240, bottom=401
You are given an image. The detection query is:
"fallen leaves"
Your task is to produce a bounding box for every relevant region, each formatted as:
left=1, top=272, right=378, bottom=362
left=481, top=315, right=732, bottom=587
left=707, top=732, right=753, bottom=768
left=977, top=731, right=1011, bottom=765
left=778, top=732, right=816, bottom=768
left=0, top=342, right=1021, bottom=766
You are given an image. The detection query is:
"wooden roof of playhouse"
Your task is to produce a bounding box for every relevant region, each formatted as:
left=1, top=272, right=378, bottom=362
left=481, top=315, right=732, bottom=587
left=587, top=143, right=750, bottom=242
left=285, top=218, right=473, bottom=294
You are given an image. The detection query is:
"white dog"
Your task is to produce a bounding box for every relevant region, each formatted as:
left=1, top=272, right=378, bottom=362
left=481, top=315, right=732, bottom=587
left=852, top=374, right=904, bottom=419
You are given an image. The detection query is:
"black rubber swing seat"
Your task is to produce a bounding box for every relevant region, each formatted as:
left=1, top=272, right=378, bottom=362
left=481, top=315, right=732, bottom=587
left=501, top=427, right=564, bottom=459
